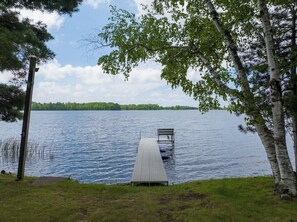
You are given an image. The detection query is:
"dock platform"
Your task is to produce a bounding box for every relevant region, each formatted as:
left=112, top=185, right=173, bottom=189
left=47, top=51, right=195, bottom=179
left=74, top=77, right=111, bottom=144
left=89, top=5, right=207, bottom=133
left=131, top=138, right=168, bottom=185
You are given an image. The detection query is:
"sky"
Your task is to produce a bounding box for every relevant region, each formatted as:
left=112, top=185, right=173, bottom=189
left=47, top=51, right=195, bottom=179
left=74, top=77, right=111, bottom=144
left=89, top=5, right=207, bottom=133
left=1, top=0, right=198, bottom=107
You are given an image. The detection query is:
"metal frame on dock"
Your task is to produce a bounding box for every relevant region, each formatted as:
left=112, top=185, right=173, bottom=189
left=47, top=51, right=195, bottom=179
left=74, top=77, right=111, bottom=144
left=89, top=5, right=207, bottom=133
left=157, top=128, right=175, bottom=145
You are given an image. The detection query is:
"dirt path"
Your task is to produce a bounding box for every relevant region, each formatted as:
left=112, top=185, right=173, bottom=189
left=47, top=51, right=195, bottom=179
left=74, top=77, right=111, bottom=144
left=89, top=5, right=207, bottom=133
left=32, top=177, right=67, bottom=185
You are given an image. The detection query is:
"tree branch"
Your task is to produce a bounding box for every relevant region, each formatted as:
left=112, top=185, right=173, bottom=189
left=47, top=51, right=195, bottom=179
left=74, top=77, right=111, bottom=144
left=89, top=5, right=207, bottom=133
left=204, top=0, right=252, bottom=94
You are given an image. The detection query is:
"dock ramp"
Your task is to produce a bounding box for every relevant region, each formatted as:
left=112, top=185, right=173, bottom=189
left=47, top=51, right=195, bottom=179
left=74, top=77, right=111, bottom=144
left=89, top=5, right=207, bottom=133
left=131, top=138, right=168, bottom=185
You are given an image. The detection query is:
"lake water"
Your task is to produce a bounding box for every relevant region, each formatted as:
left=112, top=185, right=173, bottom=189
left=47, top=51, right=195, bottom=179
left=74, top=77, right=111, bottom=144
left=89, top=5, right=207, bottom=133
left=0, top=110, right=293, bottom=184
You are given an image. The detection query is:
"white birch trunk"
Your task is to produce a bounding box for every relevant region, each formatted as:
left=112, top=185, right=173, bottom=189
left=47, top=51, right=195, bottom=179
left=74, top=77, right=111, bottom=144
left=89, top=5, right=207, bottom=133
left=255, top=124, right=281, bottom=191
left=204, top=0, right=282, bottom=188
left=204, top=0, right=250, bottom=93
left=290, top=7, right=297, bottom=173
left=197, top=48, right=281, bottom=188
left=258, top=0, right=297, bottom=195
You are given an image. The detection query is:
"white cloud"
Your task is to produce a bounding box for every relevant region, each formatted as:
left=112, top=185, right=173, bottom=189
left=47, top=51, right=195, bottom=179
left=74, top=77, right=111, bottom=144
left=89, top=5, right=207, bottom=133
left=33, top=60, right=196, bottom=106
left=18, top=9, right=65, bottom=30
left=129, top=66, right=161, bottom=83
left=187, top=68, right=202, bottom=83
left=133, top=0, right=153, bottom=15
left=38, top=81, right=72, bottom=95
left=36, top=60, right=73, bottom=80
left=84, top=0, right=110, bottom=8
left=37, top=59, right=121, bottom=84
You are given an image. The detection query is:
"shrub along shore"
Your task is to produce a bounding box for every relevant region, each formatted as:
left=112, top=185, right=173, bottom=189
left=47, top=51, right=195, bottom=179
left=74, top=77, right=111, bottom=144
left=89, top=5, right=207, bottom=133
left=31, top=102, right=198, bottom=111
left=0, top=175, right=296, bottom=221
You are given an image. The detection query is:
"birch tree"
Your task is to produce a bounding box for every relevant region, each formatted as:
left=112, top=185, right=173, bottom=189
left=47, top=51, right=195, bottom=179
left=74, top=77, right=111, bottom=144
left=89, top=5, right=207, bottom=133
left=95, top=0, right=297, bottom=195
left=273, top=2, right=297, bottom=184
left=257, top=0, right=296, bottom=195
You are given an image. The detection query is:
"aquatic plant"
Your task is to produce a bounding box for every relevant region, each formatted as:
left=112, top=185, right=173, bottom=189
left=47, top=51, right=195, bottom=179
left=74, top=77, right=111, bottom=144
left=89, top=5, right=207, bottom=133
left=0, top=137, right=54, bottom=164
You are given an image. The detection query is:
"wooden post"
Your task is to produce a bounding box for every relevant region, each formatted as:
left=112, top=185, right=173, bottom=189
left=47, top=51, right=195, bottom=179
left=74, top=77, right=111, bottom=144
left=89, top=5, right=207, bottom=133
left=17, top=57, right=37, bottom=181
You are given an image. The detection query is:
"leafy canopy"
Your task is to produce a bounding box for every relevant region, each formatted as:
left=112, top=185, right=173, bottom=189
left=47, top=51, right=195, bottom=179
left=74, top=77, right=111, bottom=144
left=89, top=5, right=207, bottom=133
left=97, top=3, right=253, bottom=113
left=0, top=84, right=25, bottom=122
left=0, top=0, right=83, bottom=122
left=0, top=0, right=83, bottom=74
left=0, top=7, right=54, bottom=73
left=96, top=1, right=296, bottom=128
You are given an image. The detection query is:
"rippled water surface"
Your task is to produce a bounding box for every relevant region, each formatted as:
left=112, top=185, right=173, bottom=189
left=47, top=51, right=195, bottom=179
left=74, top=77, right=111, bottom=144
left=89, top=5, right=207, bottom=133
left=0, top=110, right=289, bottom=184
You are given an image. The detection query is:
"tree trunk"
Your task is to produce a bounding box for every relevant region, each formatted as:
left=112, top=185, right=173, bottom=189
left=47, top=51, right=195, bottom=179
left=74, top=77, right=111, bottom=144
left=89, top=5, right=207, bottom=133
left=290, top=6, right=297, bottom=173
left=293, top=119, right=297, bottom=173
left=196, top=46, right=282, bottom=187
left=258, top=0, right=297, bottom=195
left=204, top=0, right=282, bottom=189
left=204, top=0, right=250, bottom=93
left=205, top=0, right=281, bottom=192
left=255, top=124, right=281, bottom=191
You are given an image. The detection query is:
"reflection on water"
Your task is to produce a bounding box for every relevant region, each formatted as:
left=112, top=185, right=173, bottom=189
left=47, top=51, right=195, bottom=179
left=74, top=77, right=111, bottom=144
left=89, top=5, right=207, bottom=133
left=0, top=110, right=293, bottom=184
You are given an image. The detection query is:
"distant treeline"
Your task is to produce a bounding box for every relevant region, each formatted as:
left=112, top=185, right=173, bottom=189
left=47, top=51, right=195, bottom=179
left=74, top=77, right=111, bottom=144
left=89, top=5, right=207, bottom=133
left=31, top=102, right=197, bottom=111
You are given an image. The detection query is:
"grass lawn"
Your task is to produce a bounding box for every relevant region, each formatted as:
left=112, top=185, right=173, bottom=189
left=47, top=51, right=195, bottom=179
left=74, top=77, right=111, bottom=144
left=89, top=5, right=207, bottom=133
left=0, top=175, right=296, bottom=222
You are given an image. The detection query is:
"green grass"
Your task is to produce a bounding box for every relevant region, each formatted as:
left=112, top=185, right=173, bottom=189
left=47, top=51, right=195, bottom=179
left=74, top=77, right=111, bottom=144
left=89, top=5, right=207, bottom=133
left=0, top=175, right=296, bottom=222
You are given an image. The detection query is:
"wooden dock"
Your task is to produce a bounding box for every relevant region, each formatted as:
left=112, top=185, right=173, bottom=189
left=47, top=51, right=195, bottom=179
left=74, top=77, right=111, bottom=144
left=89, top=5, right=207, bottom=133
left=131, top=138, right=168, bottom=185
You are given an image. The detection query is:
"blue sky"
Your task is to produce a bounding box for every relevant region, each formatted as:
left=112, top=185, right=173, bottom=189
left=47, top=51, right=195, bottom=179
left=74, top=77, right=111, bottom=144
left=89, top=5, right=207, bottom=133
left=47, top=1, right=137, bottom=66
left=1, top=0, right=198, bottom=107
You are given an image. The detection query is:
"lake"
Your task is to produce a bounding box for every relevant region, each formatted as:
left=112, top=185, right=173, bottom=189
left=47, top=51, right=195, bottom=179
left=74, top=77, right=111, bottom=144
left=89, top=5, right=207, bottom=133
left=0, top=110, right=292, bottom=184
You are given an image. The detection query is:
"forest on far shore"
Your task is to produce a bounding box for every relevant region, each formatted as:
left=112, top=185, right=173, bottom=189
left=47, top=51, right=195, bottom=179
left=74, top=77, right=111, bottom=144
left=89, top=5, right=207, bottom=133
left=31, top=102, right=198, bottom=111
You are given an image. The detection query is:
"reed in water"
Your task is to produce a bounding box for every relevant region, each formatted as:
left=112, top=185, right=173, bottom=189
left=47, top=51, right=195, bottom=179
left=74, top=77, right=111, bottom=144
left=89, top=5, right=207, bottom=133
left=0, top=137, right=54, bottom=164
